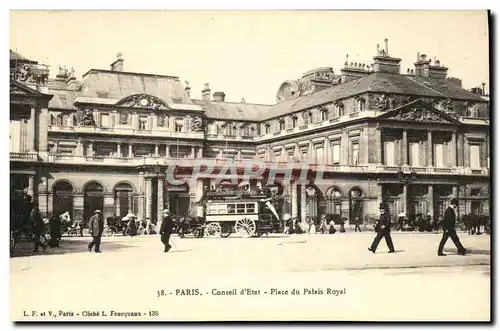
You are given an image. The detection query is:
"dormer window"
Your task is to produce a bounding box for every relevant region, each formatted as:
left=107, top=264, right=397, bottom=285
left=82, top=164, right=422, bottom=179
left=175, top=118, right=183, bottom=132
left=466, top=102, right=477, bottom=118
left=334, top=102, right=344, bottom=118
left=308, top=111, right=314, bottom=124
left=291, top=115, right=298, bottom=128
left=356, top=97, right=365, bottom=112
left=264, top=123, right=271, bottom=134
left=320, top=108, right=328, bottom=121
left=278, top=118, right=285, bottom=131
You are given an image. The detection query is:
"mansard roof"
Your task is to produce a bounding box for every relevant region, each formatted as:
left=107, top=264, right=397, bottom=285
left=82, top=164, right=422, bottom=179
left=192, top=99, right=270, bottom=122
left=79, top=69, right=193, bottom=104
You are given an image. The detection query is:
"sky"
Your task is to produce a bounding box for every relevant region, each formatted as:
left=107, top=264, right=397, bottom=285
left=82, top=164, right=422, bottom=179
left=10, top=10, right=489, bottom=105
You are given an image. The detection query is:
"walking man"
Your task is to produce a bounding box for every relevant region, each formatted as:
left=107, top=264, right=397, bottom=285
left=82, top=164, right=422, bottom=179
left=31, top=202, right=47, bottom=253
left=438, top=198, right=467, bottom=256
left=88, top=210, right=104, bottom=253
left=354, top=217, right=362, bottom=232
left=368, top=203, right=395, bottom=254
left=160, top=209, right=174, bottom=252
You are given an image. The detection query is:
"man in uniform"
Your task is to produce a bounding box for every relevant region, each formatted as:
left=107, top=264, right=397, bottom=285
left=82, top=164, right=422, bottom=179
left=88, top=210, right=104, bottom=253
left=368, top=203, right=395, bottom=254
left=438, top=198, right=467, bottom=256
left=160, top=209, right=174, bottom=252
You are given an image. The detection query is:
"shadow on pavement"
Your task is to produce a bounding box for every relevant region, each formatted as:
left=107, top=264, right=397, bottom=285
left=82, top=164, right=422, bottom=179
left=443, top=248, right=490, bottom=256
left=10, top=238, right=135, bottom=258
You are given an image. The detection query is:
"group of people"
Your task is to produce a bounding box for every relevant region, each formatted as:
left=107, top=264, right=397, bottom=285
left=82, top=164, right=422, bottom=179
left=86, top=209, right=175, bottom=253
left=368, top=198, right=468, bottom=256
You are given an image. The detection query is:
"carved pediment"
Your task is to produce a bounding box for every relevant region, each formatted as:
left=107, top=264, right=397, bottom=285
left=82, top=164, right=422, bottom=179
left=379, top=99, right=460, bottom=124
left=10, top=81, right=44, bottom=97
left=10, top=85, right=28, bottom=95
left=116, top=94, right=170, bottom=111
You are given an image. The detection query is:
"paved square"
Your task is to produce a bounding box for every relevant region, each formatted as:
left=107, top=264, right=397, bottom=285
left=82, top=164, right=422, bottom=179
left=10, top=232, right=490, bottom=321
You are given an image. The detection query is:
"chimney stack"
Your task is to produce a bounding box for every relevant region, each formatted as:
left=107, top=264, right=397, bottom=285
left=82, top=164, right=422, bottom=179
left=481, top=82, right=486, bottom=95
left=372, top=39, right=401, bottom=74
left=213, top=91, right=226, bottom=102
left=184, top=81, right=191, bottom=97
left=110, top=53, right=124, bottom=72
left=202, top=83, right=211, bottom=101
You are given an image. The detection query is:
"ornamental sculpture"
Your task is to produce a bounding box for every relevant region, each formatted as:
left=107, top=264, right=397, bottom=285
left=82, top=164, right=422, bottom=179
left=190, top=116, right=203, bottom=132
left=117, top=94, right=169, bottom=111
left=393, top=107, right=448, bottom=123
left=12, top=63, right=49, bottom=85
left=119, top=111, right=129, bottom=125
left=373, top=94, right=390, bottom=111
left=435, top=98, right=455, bottom=115
left=80, top=109, right=95, bottom=126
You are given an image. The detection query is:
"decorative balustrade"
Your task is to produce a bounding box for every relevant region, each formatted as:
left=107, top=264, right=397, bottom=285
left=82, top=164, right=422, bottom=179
left=49, top=125, right=204, bottom=139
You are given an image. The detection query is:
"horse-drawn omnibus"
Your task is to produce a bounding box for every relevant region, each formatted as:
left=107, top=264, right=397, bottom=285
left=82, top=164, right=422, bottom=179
left=202, top=191, right=281, bottom=238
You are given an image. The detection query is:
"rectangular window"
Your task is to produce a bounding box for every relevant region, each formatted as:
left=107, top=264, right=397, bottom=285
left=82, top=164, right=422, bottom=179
left=316, top=147, right=324, bottom=164
left=227, top=204, right=236, bottom=214
left=385, top=141, right=395, bottom=166
left=351, top=142, right=359, bottom=165
left=237, top=204, right=246, bottom=214
left=10, top=120, right=21, bottom=153
left=158, top=115, right=166, bottom=127
left=332, top=144, right=340, bottom=164
left=410, top=142, right=420, bottom=166
left=175, top=119, right=183, bottom=132
left=291, top=117, right=298, bottom=128
left=246, top=203, right=255, bottom=213
left=435, top=143, right=444, bottom=167
left=470, top=144, right=481, bottom=169
left=100, top=114, right=110, bottom=127
left=138, top=116, right=148, bottom=130
left=265, top=125, right=271, bottom=134
left=279, top=121, right=285, bottom=131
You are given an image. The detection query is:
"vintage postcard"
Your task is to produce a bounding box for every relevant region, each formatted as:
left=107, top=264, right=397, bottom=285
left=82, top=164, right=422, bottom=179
left=9, top=10, right=491, bottom=322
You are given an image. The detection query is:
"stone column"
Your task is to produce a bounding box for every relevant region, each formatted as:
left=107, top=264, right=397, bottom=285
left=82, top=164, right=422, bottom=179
left=427, top=185, right=434, bottom=218
left=295, top=143, right=300, bottom=161
left=115, top=192, right=120, bottom=216
left=427, top=131, right=433, bottom=167
left=197, top=147, right=203, bottom=158
left=103, top=193, right=115, bottom=220
left=29, top=106, right=36, bottom=152
left=191, top=146, right=195, bottom=158
left=402, top=184, right=408, bottom=215
left=117, top=143, right=121, bottom=158
left=323, top=137, right=329, bottom=164
left=73, top=194, right=84, bottom=222
left=155, top=144, right=159, bottom=156
left=129, top=144, right=133, bottom=158
left=128, top=192, right=133, bottom=214
left=157, top=174, right=165, bottom=222
left=341, top=131, right=349, bottom=165
left=402, top=129, right=408, bottom=166
left=28, top=175, right=35, bottom=200
left=375, top=126, right=382, bottom=164
left=166, top=145, right=170, bottom=158
left=452, top=186, right=458, bottom=199
left=300, top=185, right=307, bottom=222
left=145, top=176, right=153, bottom=220
left=451, top=131, right=457, bottom=167
left=77, top=138, right=83, bottom=156
left=291, top=182, right=298, bottom=219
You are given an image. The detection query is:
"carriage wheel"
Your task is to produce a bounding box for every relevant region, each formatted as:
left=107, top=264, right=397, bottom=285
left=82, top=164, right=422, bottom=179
left=204, top=222, right=221, bottom=238
left=235, top=218, right=256, bottom=238
left=104, top=226, right=117, bottom=237
left=220, top=224, right=232, bottom=238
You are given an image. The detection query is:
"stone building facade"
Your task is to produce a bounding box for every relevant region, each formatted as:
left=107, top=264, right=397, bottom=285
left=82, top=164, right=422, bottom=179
left=10, top=40, right=490, bottom=225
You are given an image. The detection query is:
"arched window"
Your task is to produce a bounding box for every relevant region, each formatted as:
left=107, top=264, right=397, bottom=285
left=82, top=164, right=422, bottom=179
left=326, top=186, right=342, bottom=215
left=356, top=97, right=365, bottom=112
left=320, top=108, right=328, bottom=121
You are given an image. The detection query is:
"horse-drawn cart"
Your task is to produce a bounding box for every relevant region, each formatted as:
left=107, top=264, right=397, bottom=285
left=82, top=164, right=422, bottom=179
left=202, top=193, right=281, bottom=238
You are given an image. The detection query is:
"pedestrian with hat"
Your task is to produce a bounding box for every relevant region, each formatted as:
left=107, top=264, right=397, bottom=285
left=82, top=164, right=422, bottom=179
left=160, top=209, right=174, bottom=252
left=368, top=202, right=395, bottom=254
left=88, top=210, right=104, bottom=253
left=438, top=198, right=467, bottom=256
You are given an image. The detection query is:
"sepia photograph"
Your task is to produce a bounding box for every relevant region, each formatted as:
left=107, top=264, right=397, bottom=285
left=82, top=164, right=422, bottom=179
left=8, top=9, right=491, bottom=322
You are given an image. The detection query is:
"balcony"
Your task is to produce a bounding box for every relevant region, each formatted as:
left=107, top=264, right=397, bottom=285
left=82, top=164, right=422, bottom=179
left=47, top=154, right=194, bottom=167
left=10, top=152, right=39, bottom=162
left=48, top=125, right=204, bottom=140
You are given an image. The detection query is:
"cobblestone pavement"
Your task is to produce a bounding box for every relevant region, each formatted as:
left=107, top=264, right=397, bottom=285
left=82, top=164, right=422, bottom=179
left=10, top=232, right=490, bottom=321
